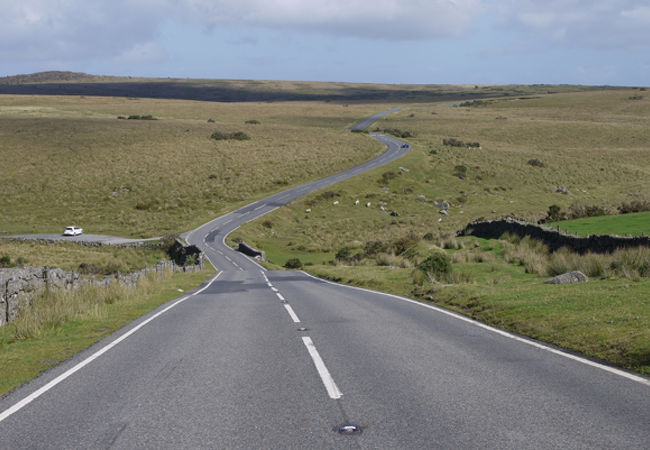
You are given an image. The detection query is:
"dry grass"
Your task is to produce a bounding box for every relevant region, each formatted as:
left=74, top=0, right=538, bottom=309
left=0, top=95, right=385, bottom=237
left=10, top=269, right=172, bottom=341
left=0, top=240, right=168, bottom=274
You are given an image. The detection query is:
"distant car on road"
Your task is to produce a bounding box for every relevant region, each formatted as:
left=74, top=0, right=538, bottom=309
left=401, top=144, right=409, bottom=148
left=63, top=226, right=83, bottom=236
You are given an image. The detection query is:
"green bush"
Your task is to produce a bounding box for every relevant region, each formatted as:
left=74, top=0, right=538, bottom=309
left=0, top=254, right=11, bottom=267
left=210, top=130, right=250, bottom=141
left=418, top=253, right=452, bottom=277
left=284, top=258, right=303, bottom=269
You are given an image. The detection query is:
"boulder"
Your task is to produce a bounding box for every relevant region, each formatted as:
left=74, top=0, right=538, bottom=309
left=544, top=271, right=588, bottom=285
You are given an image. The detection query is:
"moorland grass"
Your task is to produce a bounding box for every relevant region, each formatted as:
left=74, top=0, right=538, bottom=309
left=0, top=240, right=168, bottom=274
left=0, top=95, right=386, bottom=237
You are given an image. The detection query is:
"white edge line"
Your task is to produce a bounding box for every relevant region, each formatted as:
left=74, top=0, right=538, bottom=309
left=0, top=271, right=224, bottom=423
left=299, top=271, right=650, bottom=387
left=283, top=304, right=301, bottom=323
left=302, top=337, right=342, bottom=399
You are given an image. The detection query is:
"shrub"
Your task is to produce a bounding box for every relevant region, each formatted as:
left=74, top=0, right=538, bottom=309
left=527, top=159, right=545, bottom=168
left=245, top=119, right=260, bottom=124
left=210, top=130, right=250, bottom=141
left=418, top=253, right=452, bottom=277
left=453, top=165, right=468, bottom=179
left=618, top=200, right=650, bottom=214
left=546, top=204, right=564, bottom=222
left=443, top=138, right=480, bottom=148
left=379, top=171, right=398, bottom=185
left=284, top=258, right=303, bottom=269
left=127, top=115, right=157, bottom=120
left=335, top=247, right=351, bottom=261
left=0, top=254, right=11, bottom=267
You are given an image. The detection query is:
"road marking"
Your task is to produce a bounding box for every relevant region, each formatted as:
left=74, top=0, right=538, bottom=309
left=0, top=271, right=224, bottom=424
left=299, top=271, right=650, bottom=387
left=222, top=219, right=232, bottom=225
left=254, top=204, right=265, bottom=211
left=271, top=287, right=278, bottom=292
left=302, top=337, right=342, bottom=399
left=283, top=304, right=301, bottom=323
left=276, top=293, right=285, bottom=301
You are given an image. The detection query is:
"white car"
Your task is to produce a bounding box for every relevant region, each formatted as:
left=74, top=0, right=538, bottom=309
left=63, top=226, right=83, bottom=236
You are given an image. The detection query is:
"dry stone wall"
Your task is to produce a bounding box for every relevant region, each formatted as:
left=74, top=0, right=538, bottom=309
left=458, top=217, right=650, bottom=254
left=0, top=258, right=204, bottom=327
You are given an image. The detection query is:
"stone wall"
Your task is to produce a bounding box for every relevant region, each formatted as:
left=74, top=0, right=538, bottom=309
left=0, top=258, right=204, bottom=327
left=458, top=217, right=650, bottom=254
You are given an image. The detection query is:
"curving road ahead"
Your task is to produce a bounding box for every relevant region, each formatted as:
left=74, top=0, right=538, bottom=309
left=0, top=110, right=648, bottom=448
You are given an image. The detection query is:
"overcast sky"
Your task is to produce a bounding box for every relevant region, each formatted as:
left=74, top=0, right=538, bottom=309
left=2, top=0, right=649, bottom=86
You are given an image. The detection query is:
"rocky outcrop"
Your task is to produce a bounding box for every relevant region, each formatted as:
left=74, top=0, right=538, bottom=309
left=544, top=271, right=589, bottom=284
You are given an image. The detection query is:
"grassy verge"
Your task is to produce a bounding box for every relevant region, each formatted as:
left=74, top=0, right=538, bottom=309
left=286, top=237, right=650, bottom=375
left=550, top=211, right=650, bottom=237
left=0, top=267, right=215, bottom=397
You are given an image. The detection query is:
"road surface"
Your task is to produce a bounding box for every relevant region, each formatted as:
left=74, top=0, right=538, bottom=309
left=0, top=111, right=648, bottom=448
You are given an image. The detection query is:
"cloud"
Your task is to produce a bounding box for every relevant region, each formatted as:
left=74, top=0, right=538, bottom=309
left=181, top=0, right=483, bottom=40
left=0, top=0, right=168, bottom=62
left=496, top=0, right=650, bottom=49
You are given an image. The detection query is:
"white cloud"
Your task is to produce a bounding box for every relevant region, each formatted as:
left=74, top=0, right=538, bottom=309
left=497, top=0, right=650, bottom=49
left=181, top=0, right=483, bottom=40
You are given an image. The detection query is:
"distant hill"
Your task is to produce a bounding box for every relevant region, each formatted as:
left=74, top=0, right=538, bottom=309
left=0, top=71, right=620, bottom=103
left=0, top=71, right=104, bottom=84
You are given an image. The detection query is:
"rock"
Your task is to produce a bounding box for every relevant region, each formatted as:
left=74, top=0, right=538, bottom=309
left=544, top=271, right=588, bottom=285
left=390, top=211, right=399, bottom=216
left=441, top=200, right=450, bottom=210
left=439, top=210, right=448, bottom=215
left=555, top=186, right=570, bottom=195
left=399, top=166, right=410, bottom=173
left=111, top=191, right=118, bottom=198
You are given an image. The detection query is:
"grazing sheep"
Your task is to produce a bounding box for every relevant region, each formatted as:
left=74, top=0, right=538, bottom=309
left=354, top=199, right=360, bottom=205
left=305, top=208, right=311, bottom=213
left=366, top=202, right=371, bottom=208
left=333, top=200, right=339, bottom=205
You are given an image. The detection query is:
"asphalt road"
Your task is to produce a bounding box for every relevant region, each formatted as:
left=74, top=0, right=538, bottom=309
left=1, top=111, right=648, bottom=448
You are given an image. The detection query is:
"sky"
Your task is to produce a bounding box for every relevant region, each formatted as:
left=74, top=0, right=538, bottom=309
left=1, top=0, right=649, bottom=86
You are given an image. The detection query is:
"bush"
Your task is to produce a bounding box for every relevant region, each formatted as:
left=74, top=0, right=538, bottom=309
left=0, top=254, right=11, bottom=267
left=127, top=115, right=157, bottom=120
left=453, top=165, right=468, bottom=179
left=245, top=119, right=260, bottom=124
left=210, top=130, right=250, bottom=141
left=443, top=138, right=480, bottom=148
left=546, top=204, right=564, bottom=222
left=618, top=200, right=650, bottom=214
left=527, top=159, right=545, bottom=168
left=418, top=253, right=452, bottom=277
left=335, top=247, right=351, bottom=261
left=284, top=258, right=303, bottom=269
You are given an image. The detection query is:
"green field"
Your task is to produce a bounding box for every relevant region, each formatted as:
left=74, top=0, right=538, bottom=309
left=551, top=211, right=650, bottom=237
